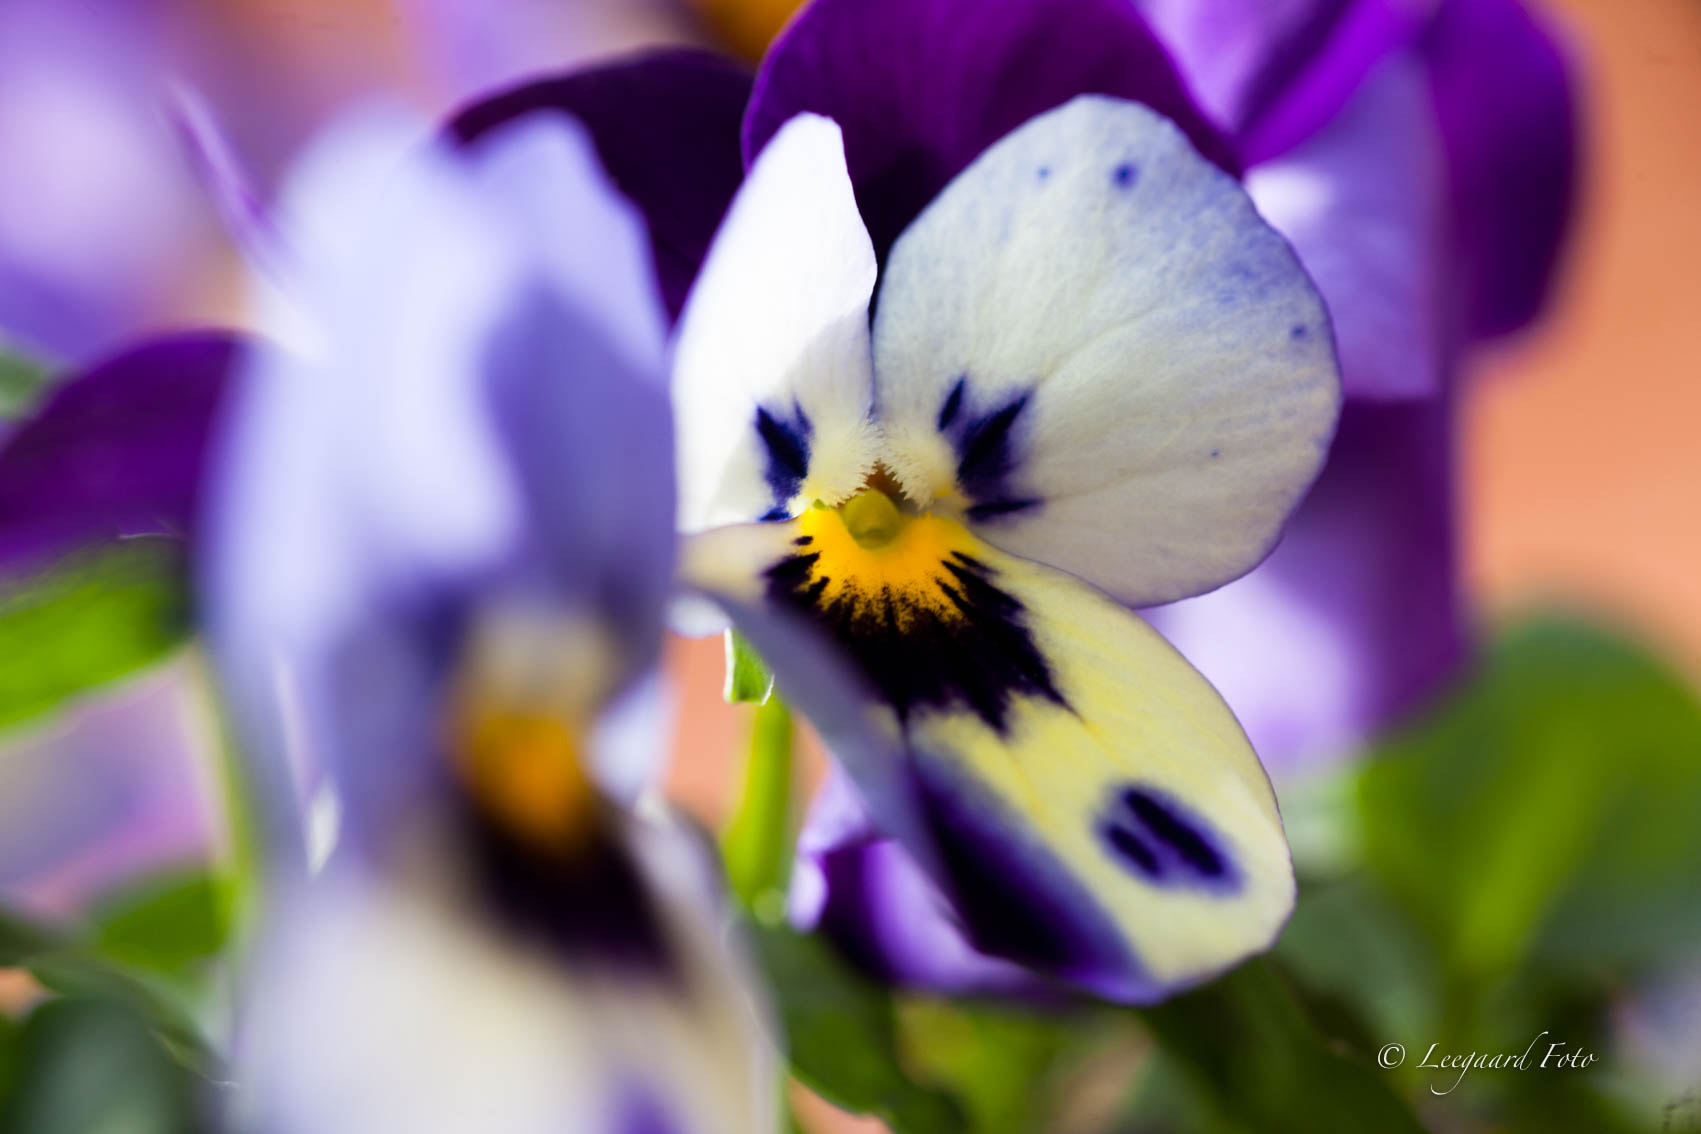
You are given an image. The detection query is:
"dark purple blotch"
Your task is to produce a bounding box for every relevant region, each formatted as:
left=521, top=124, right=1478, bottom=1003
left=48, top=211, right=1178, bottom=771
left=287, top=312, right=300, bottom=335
left=1098, top=784, right=1239, bottom=892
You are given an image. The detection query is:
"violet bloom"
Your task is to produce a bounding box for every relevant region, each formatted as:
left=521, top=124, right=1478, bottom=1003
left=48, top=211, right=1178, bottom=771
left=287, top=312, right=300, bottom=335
left=202, top=109, right=770, bottom=1134
left=458, top=0, right=1343, bottom=1003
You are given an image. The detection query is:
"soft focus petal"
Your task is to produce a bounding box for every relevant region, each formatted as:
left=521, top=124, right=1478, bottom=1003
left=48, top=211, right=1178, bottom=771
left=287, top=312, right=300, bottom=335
left=401, top=0, right=709, bottom=106
left=1424, top=0, right=1578, bottom=340
left=236, top=817, right=773, bottom=1134
left=744, top=0, right=1238, bottom=260
left=791, top=769, right=1036, bottom=996
left=1246, top=55, right=1447, bottom=400
left=1135, top=0, right=1426, bottom=164
left=0, top=659, right=222, bottom=918
left=0, top=334, right=243, bottom=575
left=1146, top=397, right=1465, bottom=776
left=0, top=3, right=214, bottom=363
left=672, top=115, right=878, bottom=530
left=875, top=97, right=1338, bottom=607
left=206, top=108, right=670, bottom=861
left=450, top=50, right=753, bottom=324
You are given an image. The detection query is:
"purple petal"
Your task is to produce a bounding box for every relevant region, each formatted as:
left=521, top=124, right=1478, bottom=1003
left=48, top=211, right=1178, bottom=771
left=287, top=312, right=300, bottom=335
left=1136, top=0, right=1425, bottom=165
left=744, top=0, right=1238, bottom=259
left=791, top=769, right=1039, bottom=996
left=1424, top=0, right=1578, bottom=340
left=449, top=50, right=753, bottom=322
left=1245, top=55, right=1446, bottom=400
left=0, top=3, right=212, bottom=364
left=1144, top=396, right=1466, bottom=778
left=0, top=333, right=244, bottom=575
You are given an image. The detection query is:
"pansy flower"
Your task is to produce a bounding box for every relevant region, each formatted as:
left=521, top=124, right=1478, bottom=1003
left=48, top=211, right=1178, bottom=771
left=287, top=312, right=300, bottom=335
left=454, top=0, right=1342, bottom=1001
left=199, top=109, right=772, bottom=1133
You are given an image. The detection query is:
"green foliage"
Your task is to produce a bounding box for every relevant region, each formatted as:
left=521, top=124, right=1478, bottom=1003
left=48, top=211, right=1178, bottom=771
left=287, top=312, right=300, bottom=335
left=0, top=347, right=50, bottom=421
left=723, top=698, right=798, bottom=912
left=725, top=627, right=777, bottom=703
left=751, top=923, right=967, bottom=1134
left=1359, top=617, right=1701, bottom=987
left=1, top=872, right=233, bottom=1084
left=1138, top=958, right=1428, bottom=1134
left=0, top=997, right=210, bottom=1134
left=0, top=539, right=191, bottom=731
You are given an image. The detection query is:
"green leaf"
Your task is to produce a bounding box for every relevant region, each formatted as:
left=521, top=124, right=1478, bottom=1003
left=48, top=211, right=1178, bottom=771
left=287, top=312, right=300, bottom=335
left=724, top=627, right=775, bottom=703
left=897, top=997, right=1142, bottom=1134
left=0, top=539, right=191, bottom=731
left=0, top=906, right=61, bottom=967
left=90, top=870, right=231, bottom=978
left=722, top=698, right=797, bottom=913
left=0, top=997, right=211, bottom=1134
left=1357, top=617, right=1701, bottom=987
left=1139, top=958, right=1428, bottom=1134
left=1, top=896, right=222, bottom=1078
left=0, top=347, right=50, bottom=421
left=750, top=924, right=966, bottom=1134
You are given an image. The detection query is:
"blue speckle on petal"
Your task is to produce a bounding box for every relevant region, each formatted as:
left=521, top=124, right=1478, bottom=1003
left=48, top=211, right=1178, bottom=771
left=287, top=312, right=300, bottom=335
left=1210, top=449, right=1220, bottom=459
left=1290, top=324, right=1309, bottom=341
left=1098, top=785, right=1238, bottom=892
left=1113, top=163, right=1138, bottom=188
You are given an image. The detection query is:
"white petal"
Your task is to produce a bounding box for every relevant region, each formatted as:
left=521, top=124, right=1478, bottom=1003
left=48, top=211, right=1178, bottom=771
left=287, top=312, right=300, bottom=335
left=672, top=113, right=879, bottom=530
left=872, top=95, right=1340, bottom=606
left=236, top=822, right=775, bottom=1134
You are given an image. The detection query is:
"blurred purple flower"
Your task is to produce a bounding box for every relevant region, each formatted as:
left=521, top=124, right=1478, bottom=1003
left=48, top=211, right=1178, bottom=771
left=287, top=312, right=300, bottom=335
left=0, top=0, right=705, bottom=369
left=203, top=107, right=770, bottom=1133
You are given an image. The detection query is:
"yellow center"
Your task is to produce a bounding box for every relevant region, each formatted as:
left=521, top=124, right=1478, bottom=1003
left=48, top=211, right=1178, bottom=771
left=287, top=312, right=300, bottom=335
left=450, top=700, right=596, bottom=852
left=796, top=488, right=983, bottom=623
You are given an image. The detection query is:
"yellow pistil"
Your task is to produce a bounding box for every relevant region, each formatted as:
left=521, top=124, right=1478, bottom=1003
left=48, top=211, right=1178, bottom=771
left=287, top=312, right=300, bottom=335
left=795, top=488, right=983, bottom=623
left=451, top=702, right=596, bottom=851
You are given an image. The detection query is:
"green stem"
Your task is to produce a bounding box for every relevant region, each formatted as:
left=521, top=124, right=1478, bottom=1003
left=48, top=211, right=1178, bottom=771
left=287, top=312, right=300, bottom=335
left=722, top=696, right=797, bottom=918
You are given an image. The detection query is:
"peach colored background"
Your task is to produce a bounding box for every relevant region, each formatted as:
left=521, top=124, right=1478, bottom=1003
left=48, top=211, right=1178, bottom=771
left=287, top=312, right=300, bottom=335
left=1465, top=0, right=1701, bottom=676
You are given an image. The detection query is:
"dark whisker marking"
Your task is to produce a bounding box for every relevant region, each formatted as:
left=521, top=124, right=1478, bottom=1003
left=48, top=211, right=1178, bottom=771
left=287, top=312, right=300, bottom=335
left=764, top=546, right=1067, bottom=734
left=754, top=402, right=812, bottom=518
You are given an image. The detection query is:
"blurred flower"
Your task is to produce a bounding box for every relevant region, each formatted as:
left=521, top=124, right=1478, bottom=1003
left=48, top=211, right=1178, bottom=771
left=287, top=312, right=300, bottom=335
left=201, top=108, right=770, bottom=1132
left=0, top=0, right=707, bottom=369
left=0, top=0, right=223, bottom=364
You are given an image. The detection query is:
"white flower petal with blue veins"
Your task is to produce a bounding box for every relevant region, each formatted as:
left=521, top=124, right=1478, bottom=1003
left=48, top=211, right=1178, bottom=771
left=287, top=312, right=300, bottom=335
left=672, top=113, right=880, bottom=531
left=872, top=95, right=1340, bottom=607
